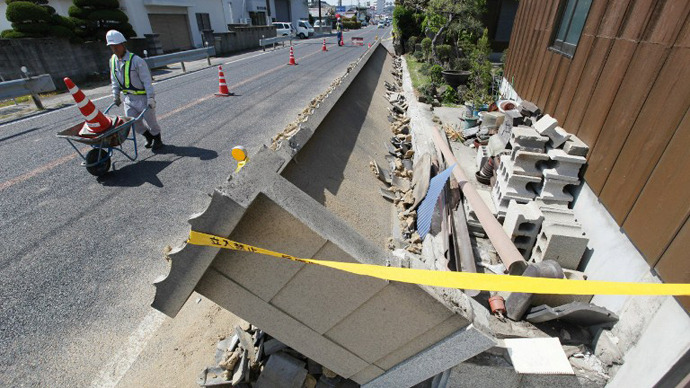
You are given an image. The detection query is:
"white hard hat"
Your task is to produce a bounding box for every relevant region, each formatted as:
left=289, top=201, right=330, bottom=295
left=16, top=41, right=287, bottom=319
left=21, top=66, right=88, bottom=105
left=106, top=30, right=126, bottom=46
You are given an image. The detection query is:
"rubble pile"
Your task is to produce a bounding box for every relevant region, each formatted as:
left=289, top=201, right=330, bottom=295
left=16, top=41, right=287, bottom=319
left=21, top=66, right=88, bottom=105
left=198, top=323, right=355, bottom=388
left=370, top=56, right=424, bottom=254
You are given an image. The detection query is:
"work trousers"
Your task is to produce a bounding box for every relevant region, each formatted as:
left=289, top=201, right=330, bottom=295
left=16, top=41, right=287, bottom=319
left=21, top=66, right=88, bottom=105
left=124, top=94, right=162, bottom=136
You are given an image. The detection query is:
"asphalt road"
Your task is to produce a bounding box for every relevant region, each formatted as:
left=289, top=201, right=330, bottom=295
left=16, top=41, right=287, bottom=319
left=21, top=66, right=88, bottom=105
left=0, top=26, right=390, bottom=387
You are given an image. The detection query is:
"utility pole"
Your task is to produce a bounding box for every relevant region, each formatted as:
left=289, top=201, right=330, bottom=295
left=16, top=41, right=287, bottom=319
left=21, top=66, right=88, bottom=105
left=318, top=0, right=321, bottom=30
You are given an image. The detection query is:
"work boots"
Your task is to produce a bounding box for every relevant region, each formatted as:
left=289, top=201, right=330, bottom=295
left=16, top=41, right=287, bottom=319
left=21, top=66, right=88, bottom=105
left=142, top=131, right=154, bottom=148
left=151, top=134, right=164, bottom=150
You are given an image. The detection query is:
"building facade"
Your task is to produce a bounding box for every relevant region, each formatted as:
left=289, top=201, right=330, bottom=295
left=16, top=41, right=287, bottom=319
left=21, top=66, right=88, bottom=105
left=0, top=0, right=309, bottom=52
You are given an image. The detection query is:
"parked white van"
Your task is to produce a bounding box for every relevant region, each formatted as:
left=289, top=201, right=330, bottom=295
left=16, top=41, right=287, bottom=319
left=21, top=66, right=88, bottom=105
left=272, top=22, right=295, bottom=37
left=296, top=20, right=314, bottom=39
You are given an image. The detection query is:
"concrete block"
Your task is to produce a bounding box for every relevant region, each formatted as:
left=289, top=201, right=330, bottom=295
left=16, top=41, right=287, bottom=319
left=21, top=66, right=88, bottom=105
left=255, top=352, right=308, bottom=388
left=476, top=145, right=490, bottom=171
left=532, top=269, right=592, bottom=306
left=534, top=114, right=558, bottom=134
left=538, top=174, right=580, bottom=205
left=512, top=150, right=550, bottom=177
left=362, top=325, right=496, bottom=388
left=509, top=126, right=548, bottom=155
left=539, top=205, right=579, bottom=227
left=563, top=134, right=589, bottom=157
left=492, top=175, right=538, bottom=220
left=270, top=242, right=387, bottom=334
left=545, top=149, right=587, bottom=179
left=593, top=329, right=624, bottom=366
left=531, top=223, right=589, bottom=270
left=519, top=100, right=541, bottom=117
left=502, top=201, right=544, bottom=260
left=324, top=283, right=453, bottom=364
left=482, top=111, right=505, bottom=129
left=446, top=353, right=519, bottom=388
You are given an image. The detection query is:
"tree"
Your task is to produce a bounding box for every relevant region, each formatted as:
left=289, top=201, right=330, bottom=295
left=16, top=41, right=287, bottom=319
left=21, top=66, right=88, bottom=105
left=69, top=0, right=135, bottom=41
left=400, top=0, right=485, bottom=66
left=2, top=0, right=77, bottom=39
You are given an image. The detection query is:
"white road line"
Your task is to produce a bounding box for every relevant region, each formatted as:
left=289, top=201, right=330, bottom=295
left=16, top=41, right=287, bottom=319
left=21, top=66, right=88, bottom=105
left=90, top=310, right=167, bottom=388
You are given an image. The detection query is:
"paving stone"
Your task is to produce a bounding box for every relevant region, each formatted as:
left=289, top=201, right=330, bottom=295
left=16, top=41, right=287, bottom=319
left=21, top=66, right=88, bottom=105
left=531, top=222, right=589, bottom=270
left=562, top=134, right=589, bottom=157
left=502, top=201, right=544, bottom=260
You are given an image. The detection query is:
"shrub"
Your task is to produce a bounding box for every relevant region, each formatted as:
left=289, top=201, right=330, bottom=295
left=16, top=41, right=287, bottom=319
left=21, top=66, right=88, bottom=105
left=405, top=36, right=417, bottom=54
left=419, top=62, right=431, bottom=76
left=429, top=64, right=443, bottom=84
left=413, top=51, right=424, bottom=61
left=421, top=37, right=432, bottom=58
left=342, top=20, right=361, bottom=30
left=1, top=29, right=30, bottom=38
left=441, top=84, right=458, bottom=104
left=12, top=22, right=50, bottom=34
left=436, top=44, right=452, bottom=63
left=6, top=2, right=50, bottom=23
left=69, top=0, right=135, bottom=40
left=420, top=82, right=437, bottom=101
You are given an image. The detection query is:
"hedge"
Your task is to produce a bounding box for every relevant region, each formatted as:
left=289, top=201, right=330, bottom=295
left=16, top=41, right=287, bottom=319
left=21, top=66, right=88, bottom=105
left=6, top=2, right=51, bottom=23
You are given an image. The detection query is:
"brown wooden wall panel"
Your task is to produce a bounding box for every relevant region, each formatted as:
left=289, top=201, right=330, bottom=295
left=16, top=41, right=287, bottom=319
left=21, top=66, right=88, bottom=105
left=575, top=39, right=637, bottom=150
left=536, top=52, right=561, bottom=109
left=544, top=56, right=570, bottom=115
left=654, top=216, right=690, bottom=311
left=517, top=1, right=546, bottom=95
left=584, top=43, right=670, bottom=194
left=526, top=1, right=559, bottom=101
left=504, top=0, right=528, bottom=81
left=563, top=37, right=613, bottom=137
left=509, top=0, right=532, bottom=91
left=623, top=109, right=690, bottom=265
left=600, top=47, right=690, bottom=224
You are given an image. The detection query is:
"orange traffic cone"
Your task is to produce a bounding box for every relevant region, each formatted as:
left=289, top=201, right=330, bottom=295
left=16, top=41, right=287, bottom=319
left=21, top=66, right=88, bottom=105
left=368, top=43, right=371, bottom=48
left=215, top=65, right=233, bottom=97
left=64, top=77, right=113, bottom=136
left=288, top=46, right=297, bottom=65
left=322, top=39, right=328, bottom=51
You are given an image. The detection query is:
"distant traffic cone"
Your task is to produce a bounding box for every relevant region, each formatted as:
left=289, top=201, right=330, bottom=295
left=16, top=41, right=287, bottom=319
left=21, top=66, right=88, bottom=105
left=368, top=43, right=371, bottom=48
left=64, top=77, right=113, bottom=136
left=322, top=38, right=328, bottom=51
left=215, top=65, right=233, bottom=97
left=287, top=45, right=297, bottom=65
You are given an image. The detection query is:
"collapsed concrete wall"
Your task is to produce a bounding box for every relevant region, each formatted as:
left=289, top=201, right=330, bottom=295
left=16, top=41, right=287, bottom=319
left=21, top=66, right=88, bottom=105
left=152, top=44, right=495, bottom=386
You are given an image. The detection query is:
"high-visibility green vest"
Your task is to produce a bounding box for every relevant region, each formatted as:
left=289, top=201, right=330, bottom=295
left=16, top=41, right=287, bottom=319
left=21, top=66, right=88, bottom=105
left=111, top=53, right=146, bottom=95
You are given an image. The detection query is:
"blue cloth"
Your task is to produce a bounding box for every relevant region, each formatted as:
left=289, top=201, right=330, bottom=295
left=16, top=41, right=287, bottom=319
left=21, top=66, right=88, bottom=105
left=417, top=164, right=456, bottom=240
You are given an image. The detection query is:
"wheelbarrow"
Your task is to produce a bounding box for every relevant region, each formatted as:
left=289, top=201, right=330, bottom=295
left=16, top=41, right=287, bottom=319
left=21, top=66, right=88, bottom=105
left=57, top=104, right=147, bottom=176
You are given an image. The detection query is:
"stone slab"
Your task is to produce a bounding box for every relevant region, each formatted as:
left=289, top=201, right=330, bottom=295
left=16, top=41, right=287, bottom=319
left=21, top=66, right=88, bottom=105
left=362, top=325, right=495, bottom=388
left=270, top=242, right=387, bottom=334
left=255, top=352, right=308, bottom=388
left=324, top=283, right=453, bottom=363
left=197, top=269, right=370, bottom=379
left=350, top=364, right=385, bottom=385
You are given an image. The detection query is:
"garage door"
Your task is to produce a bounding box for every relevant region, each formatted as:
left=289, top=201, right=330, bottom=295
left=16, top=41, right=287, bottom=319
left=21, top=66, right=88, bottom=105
left=148, top=13, right=193, bottom=53
left=274, top=0, right=290, bottom=23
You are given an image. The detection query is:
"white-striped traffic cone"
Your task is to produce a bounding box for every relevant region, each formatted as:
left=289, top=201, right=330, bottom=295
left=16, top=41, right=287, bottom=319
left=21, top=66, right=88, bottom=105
left=322, top=38, right=328, bottom=51
left=288, top=46, right=297, bottom=65
left=215, top=65, right=233, bottom=96
left=64, top=77, right=113, bottom=136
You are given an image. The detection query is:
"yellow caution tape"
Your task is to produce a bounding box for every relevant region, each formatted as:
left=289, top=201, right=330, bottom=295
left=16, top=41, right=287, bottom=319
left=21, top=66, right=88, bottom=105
left=187, top=231, right=690, bottom=296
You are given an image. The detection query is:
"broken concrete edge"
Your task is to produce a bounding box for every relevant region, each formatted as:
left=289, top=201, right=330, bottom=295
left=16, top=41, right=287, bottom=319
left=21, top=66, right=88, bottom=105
left=268, top=41, right=383, bottom=163
left=362, top=324, right=496, bottom=388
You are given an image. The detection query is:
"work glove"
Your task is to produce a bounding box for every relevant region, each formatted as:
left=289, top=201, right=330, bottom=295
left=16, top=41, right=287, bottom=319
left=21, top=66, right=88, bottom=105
left=147, top=98, right=156, bottom=109
left=113, top=95, right=121, bottom=107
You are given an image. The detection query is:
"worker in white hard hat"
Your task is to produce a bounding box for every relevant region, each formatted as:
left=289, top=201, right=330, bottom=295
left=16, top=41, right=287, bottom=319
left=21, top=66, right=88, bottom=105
left=106, top=29, right=164, bottom=150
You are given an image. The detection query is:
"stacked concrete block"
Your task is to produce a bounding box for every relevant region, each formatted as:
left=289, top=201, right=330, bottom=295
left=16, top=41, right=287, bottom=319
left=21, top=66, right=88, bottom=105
left=491, top=156, right=541, bottom=218
left=562, top=134, right=590, bottom=157
left=511, top=150, right=550, bottom=177
left=539, top=205, right=579, bottom=227
left=537, top=149, right=586, bottom=207
left=476, top=145, right=489, bottom=171
left=534, top=115, right=570, bottom=148
left=531, top=222, right=589, bottom=270
left=509, top=126, right=548, bottom=155
left=502, top=201, right=544, bottom=260
left=532, top=269, right=593, bottom=306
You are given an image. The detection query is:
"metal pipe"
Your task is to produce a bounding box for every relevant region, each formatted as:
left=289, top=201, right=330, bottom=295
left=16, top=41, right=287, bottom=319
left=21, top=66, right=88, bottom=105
left=430, top=126, right=528, bottom=275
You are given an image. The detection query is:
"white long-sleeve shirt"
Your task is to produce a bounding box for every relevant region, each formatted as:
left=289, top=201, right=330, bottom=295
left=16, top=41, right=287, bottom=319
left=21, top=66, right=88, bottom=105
left=110, top=51, right=155, bottom=99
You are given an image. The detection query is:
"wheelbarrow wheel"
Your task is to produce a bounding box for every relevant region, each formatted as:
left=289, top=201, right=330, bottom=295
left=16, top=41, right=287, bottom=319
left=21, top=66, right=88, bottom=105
left=85, top=149, right=111, bottom=176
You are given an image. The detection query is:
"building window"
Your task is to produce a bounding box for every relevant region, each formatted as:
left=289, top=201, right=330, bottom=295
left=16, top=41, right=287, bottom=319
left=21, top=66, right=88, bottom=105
left=249, top=11, right=267, bottom=26
left=550, top=0, right=592, bottom=58
left=196, top=13, right=211, bottom=31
